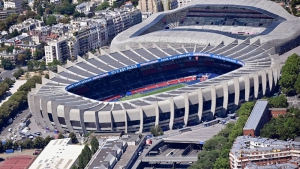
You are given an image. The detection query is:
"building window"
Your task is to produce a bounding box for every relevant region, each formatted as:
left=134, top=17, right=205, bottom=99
left=84, top=122, right=96, bottom=128
left=58, top=117, right=66, bottom=125
left=70, top=120, right=81, bottom=127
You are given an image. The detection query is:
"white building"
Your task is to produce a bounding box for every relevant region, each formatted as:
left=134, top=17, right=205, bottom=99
left=70, top=18, right=109, bottom=57
left=75, top=1, right=97, bottom=14
left=45, top=37, right=70, bottom=64
left=4, top=0, right=23, bottom=13
left=29, top=138, right=84, bottom=169
left=9, top=18, right=44, bottom=33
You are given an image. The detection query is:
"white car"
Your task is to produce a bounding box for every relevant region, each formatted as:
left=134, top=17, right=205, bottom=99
left=8, top=128, right=12, bottom=132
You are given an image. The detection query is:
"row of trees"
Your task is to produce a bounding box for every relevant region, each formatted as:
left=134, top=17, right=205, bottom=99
left=279, top=53, right=300, bottom=95
left=0, top=75, right=41, bottom=127
left=0, top=136, right=54, bottom=153
left=13, top=68, right=25, bottom=79
left=72, top=136, right=99, bottom=169
left=261, top=107, right=300, bottom=140
left=190, top=101, right=256, bottom=169
left=0, top=78, right=15, bottom=98
left=0, top=11, right=38, bottom=32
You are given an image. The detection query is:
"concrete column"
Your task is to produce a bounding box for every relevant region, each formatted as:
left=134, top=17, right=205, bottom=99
left=154, top=102, right=159, bottom=126
left=95, top=111, right=100, bottom=131
left=124, top=110, right=128, bottom=134
left=244, top=75, right=250, bottom=101
left=221, top=82, right=228, bottom=117
left=63, top=106, right=75, bottom=133
left=210, top=86, right=216, bottom=117
left=232, top=78, right=240, bottom=112
left=253, top=73, right=259, bottom=99
left=138, top=107, right=143, bottom=133
left=28, top=94, right=38, bottom=125
left=273, top=68, right=278, bottom=86
left=261, top=70, right=267, bottom=96
left=50, top=102, right=64, bottom=133
left=197, top=89, right=203, bottom=122
left=41, top=99, right=55, bottom=131
left=79, top=110, right=87, bottom=134
left=169, top=97, right=175, bottom=130
left=110, top=111, right=113, bottom=131
left=183, top=93, right=189, bottom=126
left=33, top=96, right=47, bottom=128
left=267, top=69, right=274, bottom=93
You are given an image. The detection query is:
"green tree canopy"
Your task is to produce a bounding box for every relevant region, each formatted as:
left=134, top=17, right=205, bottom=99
left=45, top=15, right=57, bottom=26
left=33, top=137, right=45, bottom=148
left=95, top=1, right=110, bottom=11
left=90, top=136, right=99, bottom=154
left=150, top=125, right=164, bottom=136
left=1, top=58, right=14, bottom=70
left=279, top=53, right=300, bottom=95
left=69, top=132, right=77, bottom=143
left=268, top=95, right=288, bottom=108
left=57, top=133, right=64, bottom=139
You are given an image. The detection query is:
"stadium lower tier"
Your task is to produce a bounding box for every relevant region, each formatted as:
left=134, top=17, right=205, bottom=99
left=68, top=57, right=241, bottom=101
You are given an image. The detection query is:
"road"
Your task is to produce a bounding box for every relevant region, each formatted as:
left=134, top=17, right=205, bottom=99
left=0, top=109, right=30, bottom=140
left=0, top=66, right=28, bottom=79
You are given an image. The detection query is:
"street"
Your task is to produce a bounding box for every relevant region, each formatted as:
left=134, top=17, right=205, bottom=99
left=0, top=109, right=30, bottom=140
left=0, top=66, right=28, bottom=79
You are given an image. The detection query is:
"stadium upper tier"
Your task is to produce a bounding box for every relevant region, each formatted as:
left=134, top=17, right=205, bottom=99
left=29, top=0, right=295, bottom=134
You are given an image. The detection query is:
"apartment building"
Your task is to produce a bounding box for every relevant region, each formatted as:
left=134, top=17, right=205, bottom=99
left=4, top=0, right=23, bottom=13
left=9, top=18, right=44, bottom=33
left=138, top=0, right=177, bottom=19
left=230, top=136, right=300, bottom=169
left=95, top=7, right=142, bottom=41
left=70, top=18, right=108, bottom=57
left=44, top=38, right=70, bottom=64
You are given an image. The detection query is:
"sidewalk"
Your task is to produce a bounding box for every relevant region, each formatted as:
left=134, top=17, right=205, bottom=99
left=0, top=80, right=27, bottom=106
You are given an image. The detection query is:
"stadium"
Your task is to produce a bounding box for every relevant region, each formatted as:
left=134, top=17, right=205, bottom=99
left=28, top=0, right=300, bottom=134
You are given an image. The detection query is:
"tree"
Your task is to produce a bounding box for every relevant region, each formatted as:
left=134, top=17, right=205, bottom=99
left=2, top=77, right=15, bottom=87
left=0, top=82, right=9, bottom=97
left=268, top=95, right=288, bottom=108
left=57, top=133, right=64, bottom=139
left=95, top=1, right=110, bottom=11
left=71, top=165, right=78, bottom=169
left=37, top=5, right=44, bottom=16
left=33, top=49, right=44, bottom=60
left=24, top=49, right=32, bottom=59
left=150, top=125, right=164, bottom=136
left=44, top=135, right=54, bottom=146
left=78, top=145, right=92, bottom=169
left=44, top=73, right=49, bottom=79
left=1, top=58, right=14, bottom=70
left=27, top=60, right=34, bottom=70
left=45, top=15, right=57, bottom=26
left=279, top=53, right=300, bottom=95
left=203, top=135, right=227, bottom=151
left=33, top=137, right=45, bottom=148
left=13, top=142, right=19, bottom=150
left=22, top=139, right=33, bottom=149
left=213, top=158, right=229, bottom=169
left=13, top=68, right=25, bottom=79
left=40, top=61, right=46, bottom=70
left=3, top=140, right=13, bottom=150
left=17, top=54, right=27, bottom=65
left=69, top=132, right=77, bottom=143
left=295, top=75, right=300, bottom=94
left=90, top=136, right=99, bottom=154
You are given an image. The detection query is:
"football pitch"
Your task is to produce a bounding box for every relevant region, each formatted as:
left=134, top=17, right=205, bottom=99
left=120, top=84, right=186, bottom=101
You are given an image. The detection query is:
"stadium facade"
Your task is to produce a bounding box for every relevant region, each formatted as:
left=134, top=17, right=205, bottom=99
left=28, top=0, right=300, bottom=134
